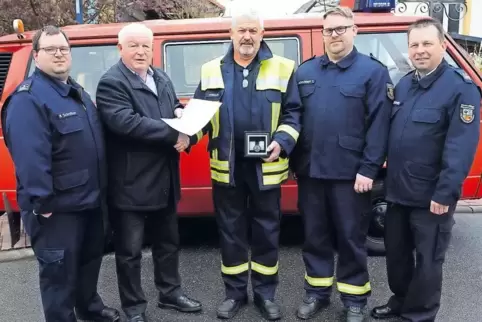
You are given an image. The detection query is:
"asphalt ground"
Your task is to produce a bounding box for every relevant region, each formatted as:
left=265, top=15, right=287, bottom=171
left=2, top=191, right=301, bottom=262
left=0, top=213, right=481, bottom=322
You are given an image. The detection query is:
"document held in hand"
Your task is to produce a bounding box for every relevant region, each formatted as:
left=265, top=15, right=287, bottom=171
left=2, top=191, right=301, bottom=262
left=161, top=99, right=221, bottom=136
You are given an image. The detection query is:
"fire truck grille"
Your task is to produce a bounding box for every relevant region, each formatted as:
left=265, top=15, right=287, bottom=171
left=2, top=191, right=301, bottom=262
left=0, top=52, right=13, bottom=99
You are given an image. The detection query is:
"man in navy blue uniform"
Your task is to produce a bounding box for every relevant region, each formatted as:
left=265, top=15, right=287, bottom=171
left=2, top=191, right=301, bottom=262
left=95, top=23, right=201, bottom=322
left=371, top=18, right=481, bottom=322
left=190, top=6, right=302, bottom=320
left=0, top=26, right=119, bottom=322
left=291, top=6, right=393, bottom=322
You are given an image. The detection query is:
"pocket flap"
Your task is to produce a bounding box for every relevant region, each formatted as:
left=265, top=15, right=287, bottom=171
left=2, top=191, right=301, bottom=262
left=340, top=84, right=365, bottom=98
left=405, top=161, right=438, bottom=180
left=299, top=84, right=316, bottom=98
left=54, top=115, right=84, bottom=134
left=205, top=89, right=224, bottom=101
left=53, top=169, right=89, bottom=191
left=411, top=109, right=441, bottom=123
left=338, top=135, right=364, bottom=152
left=265, top=90, right=282, bottom=103
left=37, top=249, right=64, bottom=264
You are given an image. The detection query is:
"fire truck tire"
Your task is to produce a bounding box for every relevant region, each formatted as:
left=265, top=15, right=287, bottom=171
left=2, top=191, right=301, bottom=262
left=365, top=179, right=387, bottom=256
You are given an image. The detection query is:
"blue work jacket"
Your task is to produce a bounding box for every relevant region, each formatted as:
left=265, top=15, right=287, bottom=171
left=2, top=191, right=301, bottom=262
left=385, top=59, right=481, bottom=207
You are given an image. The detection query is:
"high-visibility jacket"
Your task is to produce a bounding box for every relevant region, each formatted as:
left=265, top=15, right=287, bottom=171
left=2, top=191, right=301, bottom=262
left=191, top=43, right=302, bottom=190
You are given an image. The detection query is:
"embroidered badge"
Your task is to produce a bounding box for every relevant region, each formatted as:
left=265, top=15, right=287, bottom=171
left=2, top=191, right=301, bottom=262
left=297, top=80, right=315, bottom=85
left=386, top=83, right=395, bottom=100
left=460, top=104, right=475, bottom=124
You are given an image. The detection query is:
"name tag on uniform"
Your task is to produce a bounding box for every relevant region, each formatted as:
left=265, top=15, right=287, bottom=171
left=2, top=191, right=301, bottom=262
left=58, top=112, right=77, bottom=119
left=298, top=80, right=315, bottom=85
left=244, top=131, right=271, bottom=158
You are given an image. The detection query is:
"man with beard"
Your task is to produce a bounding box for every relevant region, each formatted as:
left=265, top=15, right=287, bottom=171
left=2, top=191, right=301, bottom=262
left=189, top=6, right=302, bottom=321
left=95, top=23, right=201, bottom=322
left=0, top=26, right=119, bottom=322
left=291, top=6, right=393, bottom=322
left=371, top=18, right=481, bottom=322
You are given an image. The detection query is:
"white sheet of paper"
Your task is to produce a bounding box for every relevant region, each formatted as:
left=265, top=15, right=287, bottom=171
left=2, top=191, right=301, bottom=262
left=161, top=99, right=221, bottom=136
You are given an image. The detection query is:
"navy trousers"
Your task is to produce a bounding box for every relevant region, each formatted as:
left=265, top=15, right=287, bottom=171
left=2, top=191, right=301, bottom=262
left=213, top=160, right=282, bottom=301
left=21, top=208, right=105, bottom=322
left=297, top=177, right=372, bottom=308
left=384, top=203, right=455, bottom=322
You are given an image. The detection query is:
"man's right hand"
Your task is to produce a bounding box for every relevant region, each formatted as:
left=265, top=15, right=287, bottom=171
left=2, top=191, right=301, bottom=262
left=174, top=133, right=189, bottom=152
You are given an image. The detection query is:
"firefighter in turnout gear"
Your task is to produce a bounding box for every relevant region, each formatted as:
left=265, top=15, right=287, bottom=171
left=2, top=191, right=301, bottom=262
left=291, top=7, right=393, bottom=322
left=190, top=6, right=302, bottom=321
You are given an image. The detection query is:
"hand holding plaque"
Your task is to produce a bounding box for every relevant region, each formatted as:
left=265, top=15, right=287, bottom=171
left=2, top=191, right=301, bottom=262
left=262, top=141, right=281, bottom=162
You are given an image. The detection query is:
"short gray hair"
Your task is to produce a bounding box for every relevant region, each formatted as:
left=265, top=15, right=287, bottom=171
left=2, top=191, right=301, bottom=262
left=229, top=5, right=264, bottom=29
left=118, top=23, right=153, bottom=44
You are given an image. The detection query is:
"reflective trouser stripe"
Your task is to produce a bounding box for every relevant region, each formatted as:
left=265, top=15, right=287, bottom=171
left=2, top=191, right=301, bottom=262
left=251, top=261, right=278, bottom=275
left=337, top=282, right=371, bottom=295
left=221, top=262, right=249, bottom=275
left=305, top=274, right=335, bottom=287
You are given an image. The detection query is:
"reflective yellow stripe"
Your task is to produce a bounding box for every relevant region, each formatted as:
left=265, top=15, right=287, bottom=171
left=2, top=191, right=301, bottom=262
left=211, top=171, right=229, bottom=183
left=251, top=261, right=278, bottom=275
left=271, top=103, right=281, bottom=134
left=262, top=158, right=289, bottom=173
left=221, top=262, right=249, bottom=275
left=201, top=57, right=224, bottom=90
left=210, top=159, right=229, bottom=171
left=276, top=124, right=299, bottom=141
left=263, top=172, right=289, bottom=185
left=337, top=282, right=371, bottom=295
left=304, top=274, right=334, bottom=287
left=256, top=55, right=295, bottom=93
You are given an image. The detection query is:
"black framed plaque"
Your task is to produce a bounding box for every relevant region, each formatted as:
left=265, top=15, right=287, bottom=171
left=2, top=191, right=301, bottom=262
left=244, top=131, right=271, bottom=158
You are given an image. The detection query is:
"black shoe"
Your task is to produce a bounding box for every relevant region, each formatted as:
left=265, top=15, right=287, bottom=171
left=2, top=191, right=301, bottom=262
left=371, top=303, right=400, bottom=319
left=296, top=296, right=330, bottom=320
left=216, top=298, right=248, bottom=319
left=158, top=294, right=202, bottom=313
left=126, top=313, right=148, bottom=322
left=253, top=295, right=282, bottom=321
left=77, top=307, right=120, bottom=322
left=346, top=306, right=367, bottom=322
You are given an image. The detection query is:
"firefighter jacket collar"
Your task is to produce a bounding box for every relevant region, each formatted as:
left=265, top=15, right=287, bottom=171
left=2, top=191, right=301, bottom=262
left=320, top=46, right=358, bottom=69
left=34, top=67, right=82, bottom=98
left=412, top=59, right=448, bottom=89
left=221, top=40, right=274, bottom=65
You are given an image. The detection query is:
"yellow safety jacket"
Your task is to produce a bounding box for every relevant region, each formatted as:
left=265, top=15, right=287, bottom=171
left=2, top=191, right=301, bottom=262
left=191, top=45, right=301, bottom=190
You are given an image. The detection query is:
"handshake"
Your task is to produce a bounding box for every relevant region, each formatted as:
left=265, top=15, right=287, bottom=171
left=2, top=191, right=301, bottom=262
left=173, top=108, right=189, bottom=153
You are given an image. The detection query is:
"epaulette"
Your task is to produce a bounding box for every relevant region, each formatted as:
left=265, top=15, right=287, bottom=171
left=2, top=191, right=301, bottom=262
left=451, top=66, right=473, bottom=84
left=369, top=53, right=387, bottom=68
left=298, top=55, right=316, bottom=67
left=16, top=78, right=33, bottom=93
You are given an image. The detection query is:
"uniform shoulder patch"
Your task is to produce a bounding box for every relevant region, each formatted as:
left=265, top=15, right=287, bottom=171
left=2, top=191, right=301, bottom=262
left=460, top=103, right=475, bottom=124
left=386, top=83, right=395, bottom=100
left=369, top=53, right=387, bottom=68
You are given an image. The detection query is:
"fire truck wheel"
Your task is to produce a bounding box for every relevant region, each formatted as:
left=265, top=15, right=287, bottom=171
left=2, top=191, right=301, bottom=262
left=366, top=180, right=387, bottom=256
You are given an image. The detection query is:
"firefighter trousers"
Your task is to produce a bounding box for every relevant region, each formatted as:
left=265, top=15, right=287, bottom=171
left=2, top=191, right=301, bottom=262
left=384, top=203, right=455, bottom=322
left=212, top=159, right=281, bottom=301
left=297, top=177, right=372, bottom=308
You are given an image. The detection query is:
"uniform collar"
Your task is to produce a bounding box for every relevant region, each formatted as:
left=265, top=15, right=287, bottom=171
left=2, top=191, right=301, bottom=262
left=320, top=46, right=358, bottom=69
left=412, top=59, right=448, bottom=89
left=34, top=67, right=81, bottom=97
left=222, top=40, right=273, bottom=65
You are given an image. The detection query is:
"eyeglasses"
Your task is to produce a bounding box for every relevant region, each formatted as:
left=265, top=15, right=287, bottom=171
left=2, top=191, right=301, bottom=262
left=322, top=25, right=353, bottom=37
left=39, top=46, right=71, bottom=55
left=242, top=69, right=249, bottom=88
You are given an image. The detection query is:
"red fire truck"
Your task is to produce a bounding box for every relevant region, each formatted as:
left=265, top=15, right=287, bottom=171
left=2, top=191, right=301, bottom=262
left=1, top=2, right=481, bottom=253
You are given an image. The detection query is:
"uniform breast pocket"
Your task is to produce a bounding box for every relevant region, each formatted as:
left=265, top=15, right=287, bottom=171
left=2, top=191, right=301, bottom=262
left=53, top=115, right=84, bottom=135
left=339, top=84, right=365, bottom=100
left=411, top=108, right=442, bottom=124
left=299, top=83, right=316, bottom=101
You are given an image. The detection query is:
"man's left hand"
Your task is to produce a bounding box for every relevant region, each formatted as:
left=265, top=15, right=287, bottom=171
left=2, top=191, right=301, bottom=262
left=174, top=108, right=183, bottom=118
left=430, top=201, right=449, bottom=215
left=263, top=141, right=281, bottom=162
left=354, top=173, right=373, bottom=193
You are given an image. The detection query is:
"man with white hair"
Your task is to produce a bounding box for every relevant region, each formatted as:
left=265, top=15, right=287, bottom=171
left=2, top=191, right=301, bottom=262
left=190, top=6, right=302, bottom=321
left=95, top=23, right=202, bottom=322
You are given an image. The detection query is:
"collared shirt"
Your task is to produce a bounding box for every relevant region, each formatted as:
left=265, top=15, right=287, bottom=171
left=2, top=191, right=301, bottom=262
left=415, top=66, right=437, bottom=80
left=127, top=65, right=157, bottom=95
